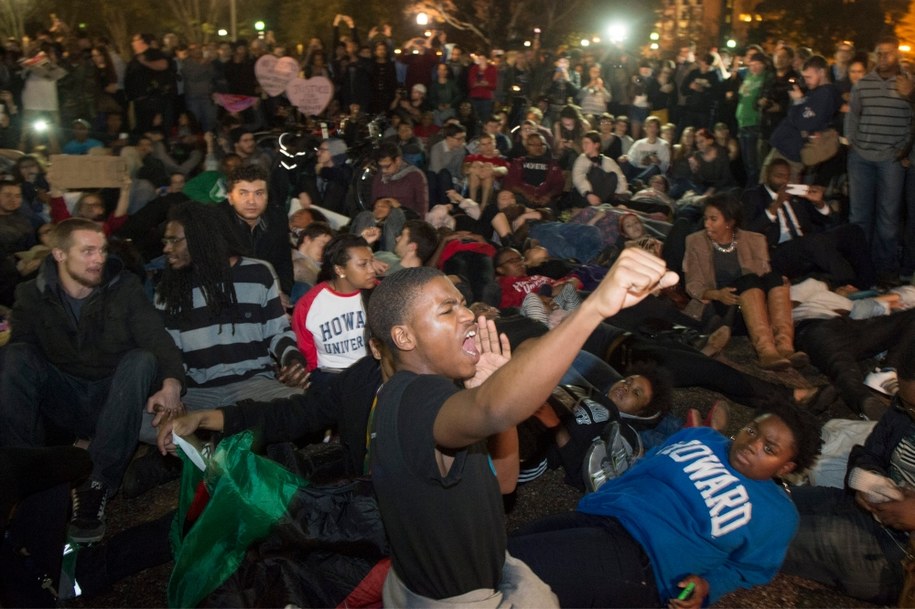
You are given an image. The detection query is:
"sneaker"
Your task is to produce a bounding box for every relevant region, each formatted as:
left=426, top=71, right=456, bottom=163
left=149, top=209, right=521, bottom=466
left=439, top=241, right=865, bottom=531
left=70, top=480, right=108, bottom=543
left=864, top=367, right=899, bottom=396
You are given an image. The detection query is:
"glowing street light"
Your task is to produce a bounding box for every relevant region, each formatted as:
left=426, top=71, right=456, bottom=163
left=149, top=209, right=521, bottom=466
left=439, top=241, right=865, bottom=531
left=901, top=44, right=912, bottom=53
left=726, top=39, right=737, bottom=49
left=649, top=32, right=660, bottom=41
left=606, top=22, right=627, bottom=44
left=218, top=28, right=228, bottom=37
left=523, top=40, right=531, bottom=47
left=581, top=39, right=590, bottom=47
left=416, top=12, right=429, bottom=26
left=254, top=20, right=265, bottom=32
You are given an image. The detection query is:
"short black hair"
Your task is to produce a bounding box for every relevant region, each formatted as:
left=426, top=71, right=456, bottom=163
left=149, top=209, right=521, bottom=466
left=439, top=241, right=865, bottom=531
left=494, top=246, right=521, bottom=269
left=226, top=164, right=268, bottom=192
left=375, top=141, right=401, bottom=163
left=626, top=361, right=674, bottom=417
left=442, top=123, right=466, bottom=139
left=229, top=126, right=252, bottom=145
left=768, top=158, right=791, bottom=174
left=877, top=35, right=900, bottom=48
left=368, top=267, right=445, bottom=353
left=752, top=401, right=822, bottom=473
left=703, top=191, right=744, bottom=229
left=295, top=221, right=334, bottom=248
left=802, top=54, right=829, bottom=72
left=583, top=130, right=601, bottom=145
left=0, top=176, right=20, bottom=189
left=401, top=219, right=439, bottom=264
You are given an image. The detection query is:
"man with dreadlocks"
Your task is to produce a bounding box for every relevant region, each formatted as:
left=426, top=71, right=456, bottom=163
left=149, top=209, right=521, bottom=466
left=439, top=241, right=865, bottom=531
left=145, top=201, right=309, bottom=442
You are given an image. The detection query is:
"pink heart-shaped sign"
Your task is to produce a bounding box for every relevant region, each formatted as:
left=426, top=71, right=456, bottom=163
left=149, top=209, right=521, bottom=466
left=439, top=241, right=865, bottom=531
left=255, top=54, right=300, bottom=97
left=285, top=76, right=334, bottom=116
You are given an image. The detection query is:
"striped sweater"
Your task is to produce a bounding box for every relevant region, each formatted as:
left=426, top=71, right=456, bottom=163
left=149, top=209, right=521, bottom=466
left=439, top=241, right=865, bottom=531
left=157, top=257, right=304, bottom=387
left=846, top=71, right=912, bottom=161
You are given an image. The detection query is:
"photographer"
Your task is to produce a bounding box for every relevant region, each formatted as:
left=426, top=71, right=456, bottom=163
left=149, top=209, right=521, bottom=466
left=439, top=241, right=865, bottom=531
left=764, top=55, right=840, bottom=182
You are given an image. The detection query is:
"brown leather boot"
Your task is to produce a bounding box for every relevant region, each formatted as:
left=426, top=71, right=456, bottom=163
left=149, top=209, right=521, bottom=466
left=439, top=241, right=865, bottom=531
left=768, top=284, right=809, bottom=368
left=738, top=288, right=791, bottom=370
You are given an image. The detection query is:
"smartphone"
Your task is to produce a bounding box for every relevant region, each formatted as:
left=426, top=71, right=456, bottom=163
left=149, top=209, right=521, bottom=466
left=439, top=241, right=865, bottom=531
left=785, top=183, right=809, bottom=196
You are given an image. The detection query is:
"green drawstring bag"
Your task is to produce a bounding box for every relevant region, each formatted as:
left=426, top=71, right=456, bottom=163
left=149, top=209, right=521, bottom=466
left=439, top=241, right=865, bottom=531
left=167, top=430, right=306, bottom=608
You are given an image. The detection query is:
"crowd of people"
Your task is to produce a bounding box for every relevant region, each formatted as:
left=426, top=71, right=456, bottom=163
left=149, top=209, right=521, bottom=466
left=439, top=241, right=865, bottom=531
left=2, top=12, right=915, bottom=609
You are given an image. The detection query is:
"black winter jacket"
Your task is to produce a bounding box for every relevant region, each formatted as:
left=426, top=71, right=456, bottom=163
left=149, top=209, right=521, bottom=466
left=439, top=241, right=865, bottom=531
left=10, top=255, right=185, bottom=384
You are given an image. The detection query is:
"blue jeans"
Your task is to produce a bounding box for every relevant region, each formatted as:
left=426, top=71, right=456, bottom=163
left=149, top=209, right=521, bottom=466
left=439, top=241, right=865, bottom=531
left=0, top=345, right=155, bottom=491
left=782, top=486, right=905, bottom=605
left=138, top=374, right=305, bottom=444
left=738, top=125, right=760, bottom=185
left=528, top=222, right=604, bottom=264
left=560, top=350, right=622, bottom=395
left=508, top=512, right=660, bottom=608
left=847, top=149, right=905, bottom=272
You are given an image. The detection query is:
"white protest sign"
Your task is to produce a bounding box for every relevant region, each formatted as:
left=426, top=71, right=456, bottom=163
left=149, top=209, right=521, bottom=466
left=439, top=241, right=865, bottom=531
left=285, top=76, right=333, bottom=116
left=255, top=54, right=300, bottom=97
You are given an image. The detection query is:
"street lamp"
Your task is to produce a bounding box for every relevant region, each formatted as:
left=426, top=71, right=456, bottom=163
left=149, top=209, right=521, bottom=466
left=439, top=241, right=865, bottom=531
left=416, top=12, right=429, bottom=26
left=218, top=28, right=228, bottom=37
left=607, top=23, right=627, bottom=44
left=254, top=20, right=265, bottom=40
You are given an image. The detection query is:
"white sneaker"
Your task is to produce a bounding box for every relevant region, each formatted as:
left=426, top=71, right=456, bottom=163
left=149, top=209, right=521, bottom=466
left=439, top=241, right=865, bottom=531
left=864, top=367, right=899, bottom=396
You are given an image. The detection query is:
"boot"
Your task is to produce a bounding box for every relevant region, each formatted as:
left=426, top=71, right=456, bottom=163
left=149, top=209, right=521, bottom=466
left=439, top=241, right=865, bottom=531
left=767, top=284, right=809, bottom=368
left=738, top=288, right=791, bottom=370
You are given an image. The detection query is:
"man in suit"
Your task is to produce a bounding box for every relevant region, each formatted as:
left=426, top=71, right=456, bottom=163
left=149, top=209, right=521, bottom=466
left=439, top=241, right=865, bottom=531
left=742, top=158, right=874, bottom=289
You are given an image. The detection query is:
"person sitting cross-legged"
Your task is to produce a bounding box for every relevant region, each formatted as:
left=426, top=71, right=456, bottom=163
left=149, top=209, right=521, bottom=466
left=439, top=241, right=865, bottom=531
left=147, top=202, right=310, bottom=442
left=0, top=218, right=185, bottom=542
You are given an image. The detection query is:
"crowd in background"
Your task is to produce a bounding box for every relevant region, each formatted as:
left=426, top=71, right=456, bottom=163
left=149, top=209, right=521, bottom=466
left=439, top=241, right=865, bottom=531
left=2, top=10, right=915, bottom=609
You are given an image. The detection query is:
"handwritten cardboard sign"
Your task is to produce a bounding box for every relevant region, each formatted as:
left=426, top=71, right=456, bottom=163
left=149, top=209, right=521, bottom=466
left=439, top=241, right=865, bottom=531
left=48, top=154, right=128, bottom=189
left=255, top=54, right=300, bottom=97
left=285, top=76, right=333, bottom=116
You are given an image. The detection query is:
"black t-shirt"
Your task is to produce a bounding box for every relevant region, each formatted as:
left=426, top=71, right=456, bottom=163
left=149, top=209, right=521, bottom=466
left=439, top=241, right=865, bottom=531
left=124, top=48, right=175, bottom=100
left=520, top=154, right=552, bottom=187
left=370, top=371, right=505, bottom=598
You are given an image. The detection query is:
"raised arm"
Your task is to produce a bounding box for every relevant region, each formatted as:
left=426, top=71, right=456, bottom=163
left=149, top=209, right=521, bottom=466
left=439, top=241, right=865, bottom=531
left=433, top=248, right=677, bottom=448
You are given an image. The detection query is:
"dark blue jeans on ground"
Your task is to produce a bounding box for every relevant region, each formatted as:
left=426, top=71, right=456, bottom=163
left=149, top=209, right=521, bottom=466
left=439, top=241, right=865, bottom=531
left=0, top=344, right=155, bottom=492
left=508, top=511, right=661, bottom=608
left=782, top=486, right=905, bottom=605
left=528, top=221, right=604, bottom=263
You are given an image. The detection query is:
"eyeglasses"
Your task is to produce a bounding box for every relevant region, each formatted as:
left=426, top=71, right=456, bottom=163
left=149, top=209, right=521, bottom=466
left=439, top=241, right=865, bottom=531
left=161, top=236, right=186, bottom=245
